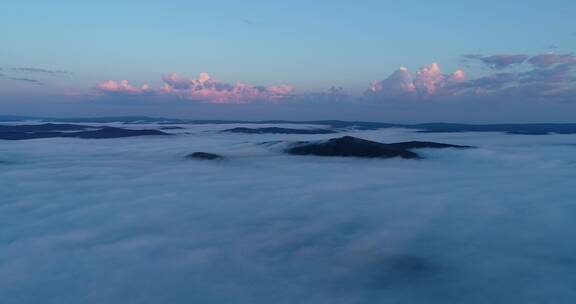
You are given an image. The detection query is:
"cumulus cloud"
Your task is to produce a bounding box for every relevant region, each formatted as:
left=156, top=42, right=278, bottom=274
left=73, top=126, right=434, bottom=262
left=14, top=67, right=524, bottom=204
left=366, top=63, right=465, bottom=100
left=96, top=80, right=153, bottom=96
left=367, top=54, right=576, bottom=102
left=159, top=73, right=294, bottom=103
left=367, top=67, right=416, bottom=98
left=415, top=63, right=453, bottom=95
left=96, top=73, right=294, bottom=103
left=93, top=54, right=576, bottom=104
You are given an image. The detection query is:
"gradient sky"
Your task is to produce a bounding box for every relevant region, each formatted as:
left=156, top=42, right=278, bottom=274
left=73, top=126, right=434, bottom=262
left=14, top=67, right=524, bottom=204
left=1, top=1, right=575, bottom=121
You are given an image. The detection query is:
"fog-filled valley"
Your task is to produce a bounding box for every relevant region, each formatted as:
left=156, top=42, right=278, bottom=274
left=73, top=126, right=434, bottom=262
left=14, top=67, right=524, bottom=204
left=1, top=121, right=576, bottom=304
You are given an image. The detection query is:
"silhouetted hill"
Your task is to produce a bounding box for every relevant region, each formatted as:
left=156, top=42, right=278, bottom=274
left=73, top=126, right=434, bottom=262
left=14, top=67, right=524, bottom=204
left=186, top=152, right=225, bottom=160
left=283, top=136, right=471, bottom=159
left=222, top=127, right=337, bottom=134
left=0, top=124, right=170, bottom=140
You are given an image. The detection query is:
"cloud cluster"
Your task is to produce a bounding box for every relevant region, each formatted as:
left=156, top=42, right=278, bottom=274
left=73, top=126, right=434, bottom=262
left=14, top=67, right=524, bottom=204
left=96, top=80, right=153, bottom=96
left=94, top=53, right=575, bottom=104
left=367, top=54, right=576, bottom=102
left=97, top=73, right=293, bottom=103
left=160, top=73, right=294, bottom=103
left=366, top=63, right=466, bottom=99
left=458, top=53, right=576, bottom=100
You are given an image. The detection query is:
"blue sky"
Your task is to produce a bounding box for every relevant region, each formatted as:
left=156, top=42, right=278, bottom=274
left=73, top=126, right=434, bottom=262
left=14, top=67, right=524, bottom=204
left=1, top=1, right=575, bottom=121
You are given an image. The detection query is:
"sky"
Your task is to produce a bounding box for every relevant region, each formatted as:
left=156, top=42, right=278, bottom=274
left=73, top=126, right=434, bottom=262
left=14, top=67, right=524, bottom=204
left=1, top=0, right=576, bottom=122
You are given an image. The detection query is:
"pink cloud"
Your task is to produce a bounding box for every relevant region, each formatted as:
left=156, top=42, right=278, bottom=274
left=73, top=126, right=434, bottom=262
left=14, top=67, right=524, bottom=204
left=94, top=57, right=575, bottom=104
left=366, top=63, right=465, bottom=99
left=366, top=56, right=576, bottom=102
left=367, top=67, right=416, bottom=97
left=415, top=63, right=444, bottom=95
left=163, top=73, right=294, bottom=103
left=97, top=73, right=293, bottom=103
left=96, top=80, right=152, bottom=95
left=449, top=69, right=466, bottom=82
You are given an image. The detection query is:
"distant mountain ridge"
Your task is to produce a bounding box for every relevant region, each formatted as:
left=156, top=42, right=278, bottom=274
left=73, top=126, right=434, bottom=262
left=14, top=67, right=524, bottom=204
left=0, top=123, right=169, bottom=140
left=2, top=115, right=576, bottom=134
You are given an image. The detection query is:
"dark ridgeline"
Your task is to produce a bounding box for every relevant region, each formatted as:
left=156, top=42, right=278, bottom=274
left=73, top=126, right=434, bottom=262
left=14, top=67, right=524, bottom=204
left=387, top=141, right=473, bottom=150
left=3, top=116, right=576, bottom=134
left=0, top=123, right=91, bottom=132
left=160, top=126, right=186, bottom=130
left=284, top=136, right=472, bottom=159
left=411, top=123, right=576, bottom=134
left=186, top=152, right=225, bottom=160
left=0, top=124, right=169, bottom=140
left=221, top=127, right=337, bottom=134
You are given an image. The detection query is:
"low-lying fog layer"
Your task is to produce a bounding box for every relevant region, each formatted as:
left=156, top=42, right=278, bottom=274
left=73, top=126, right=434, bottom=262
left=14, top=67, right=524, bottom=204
left=1, top=124, right=576, bottom=304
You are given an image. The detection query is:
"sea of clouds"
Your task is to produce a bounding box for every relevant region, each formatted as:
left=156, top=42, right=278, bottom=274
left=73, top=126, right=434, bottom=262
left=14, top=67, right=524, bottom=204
left=1, top=124, right=576, bottom=304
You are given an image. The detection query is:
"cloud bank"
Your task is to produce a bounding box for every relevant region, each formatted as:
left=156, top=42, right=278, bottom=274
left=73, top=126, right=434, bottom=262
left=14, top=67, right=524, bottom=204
left=1, top=124, right=575, bottom=303
left=94, top=53, right=576, bottom=104
left=367, top=54, right=576, bottom=102
left=459, top=53, right=576, bottom=101
left=528, top=54, right=576, bottom=68
left=97, top=73, right=294, bottom=103
left=96, top=80, right=153, bottom=96
left=464, top=54, right=529, bottom=69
